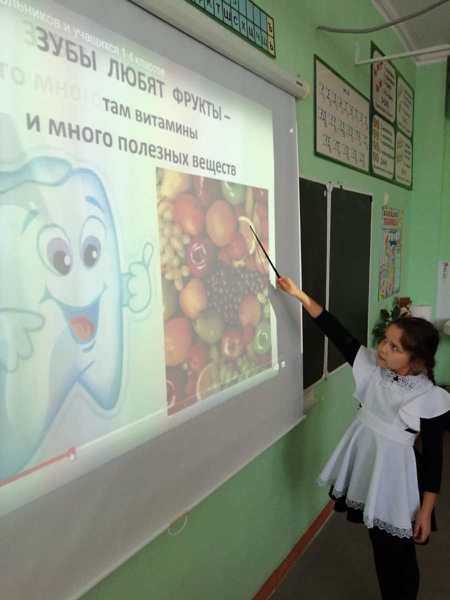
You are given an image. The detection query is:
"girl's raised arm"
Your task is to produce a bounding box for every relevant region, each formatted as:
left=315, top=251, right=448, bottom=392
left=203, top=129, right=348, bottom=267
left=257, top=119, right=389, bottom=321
left=276, top=275, right=361, bottom=366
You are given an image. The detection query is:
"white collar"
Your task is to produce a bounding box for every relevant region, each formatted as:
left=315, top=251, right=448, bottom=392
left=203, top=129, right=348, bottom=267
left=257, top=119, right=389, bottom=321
left=380, top=368, right=430, bottom=391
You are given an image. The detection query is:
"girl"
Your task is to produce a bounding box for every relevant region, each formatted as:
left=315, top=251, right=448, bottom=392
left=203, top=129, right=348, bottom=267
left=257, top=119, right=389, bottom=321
left=277, top=275, right=450, bottom=600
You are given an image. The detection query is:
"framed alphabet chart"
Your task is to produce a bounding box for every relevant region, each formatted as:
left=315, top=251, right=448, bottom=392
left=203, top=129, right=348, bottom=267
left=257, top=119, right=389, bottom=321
left=314, top=56, right=370, bottom=174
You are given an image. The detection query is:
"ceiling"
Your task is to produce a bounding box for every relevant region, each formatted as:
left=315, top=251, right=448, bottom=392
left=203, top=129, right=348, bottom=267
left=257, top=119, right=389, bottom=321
left=372, top=0, right=450, bottom=63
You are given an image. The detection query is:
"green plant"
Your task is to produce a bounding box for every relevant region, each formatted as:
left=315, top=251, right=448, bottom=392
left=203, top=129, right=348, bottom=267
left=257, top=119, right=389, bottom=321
left=372, top=298, right=410, bottom=346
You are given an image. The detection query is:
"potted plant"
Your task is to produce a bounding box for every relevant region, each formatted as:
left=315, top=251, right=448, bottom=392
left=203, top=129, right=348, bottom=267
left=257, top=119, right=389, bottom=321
left=372, top=297, right=412, bottom=346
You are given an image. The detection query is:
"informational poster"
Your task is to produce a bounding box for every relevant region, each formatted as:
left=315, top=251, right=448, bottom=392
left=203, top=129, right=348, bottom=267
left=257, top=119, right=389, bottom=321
left=314, top=56, right=370, bottom=174
left=372, top=49, right=397, bottom=123
left=370, top=43, right=414, bottom=189
left=0, top=0, right=277, bottom=512
left=379, top=206, right=402, bottom=300
left=395, top=131, right=413, bottom=187
left=436, top=260, right=450, bottom=322
left=372, top=114, right=395, bottom=179
left=397, top=75, right=414, bottom=137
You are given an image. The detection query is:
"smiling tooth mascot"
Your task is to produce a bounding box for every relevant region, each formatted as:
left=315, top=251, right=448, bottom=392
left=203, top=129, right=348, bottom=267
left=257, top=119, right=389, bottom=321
left=0, top=115, right=153, bottom=480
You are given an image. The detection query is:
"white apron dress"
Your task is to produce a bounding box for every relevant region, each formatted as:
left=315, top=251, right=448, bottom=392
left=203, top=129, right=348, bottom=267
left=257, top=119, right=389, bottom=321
left=317, top=347, right=450, bottom=538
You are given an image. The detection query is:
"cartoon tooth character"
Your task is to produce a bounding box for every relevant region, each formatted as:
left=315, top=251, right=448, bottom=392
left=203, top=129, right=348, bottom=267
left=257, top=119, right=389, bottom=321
left=0, top=157, right=153, bottom=480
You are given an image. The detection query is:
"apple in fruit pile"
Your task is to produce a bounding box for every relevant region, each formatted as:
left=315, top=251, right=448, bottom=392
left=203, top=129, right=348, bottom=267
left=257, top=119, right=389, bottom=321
left=179, top=278, right=207, bottom=320
left=221, top=329, right=244, bottom=359
left=194, top=310, right=224, bottom=345
left=186, top=237, right=215, bottom=278
left=173, top=193, right=205, bottom=237
left=164, top=317, right=193, bottom=366
left=187, top=342, right=208, bottom=372
left=226, top=232, right=248, bottom=261
left=206, top=200, right=237, bottom=247
left=239, top=294, right=261, bottom=327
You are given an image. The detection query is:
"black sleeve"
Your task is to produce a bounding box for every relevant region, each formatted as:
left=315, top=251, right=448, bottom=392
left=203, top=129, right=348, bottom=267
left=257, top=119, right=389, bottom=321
left=314, top=310, right=362, bottom=366
left=417, top=415, right=446, bottom=494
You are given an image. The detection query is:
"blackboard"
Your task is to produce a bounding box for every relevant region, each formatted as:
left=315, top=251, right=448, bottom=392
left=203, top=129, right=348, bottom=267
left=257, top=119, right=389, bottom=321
left=300, top=179, right=371, bottom=386
left=300, top=178, right=327, bottom=388
left=328, top=188, right=372, bottom=372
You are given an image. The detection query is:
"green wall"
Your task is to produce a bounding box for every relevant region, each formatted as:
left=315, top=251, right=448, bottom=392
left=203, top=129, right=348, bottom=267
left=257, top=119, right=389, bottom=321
left=405, top=63, right=450, bottom=383
left=82, top=2, right=449, bottom=599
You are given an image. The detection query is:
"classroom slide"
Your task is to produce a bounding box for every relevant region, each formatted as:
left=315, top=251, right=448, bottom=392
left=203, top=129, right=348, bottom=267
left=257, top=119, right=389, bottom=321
left=0, top=0, right=277, bottom=514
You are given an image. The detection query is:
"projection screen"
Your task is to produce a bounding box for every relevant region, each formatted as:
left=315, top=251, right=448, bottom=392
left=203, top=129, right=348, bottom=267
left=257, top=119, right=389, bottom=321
left=0, top=0, right=303, bottom=598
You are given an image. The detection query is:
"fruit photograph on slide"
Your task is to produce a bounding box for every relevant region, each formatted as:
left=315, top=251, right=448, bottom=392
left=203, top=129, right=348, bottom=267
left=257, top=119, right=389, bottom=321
left=157, top=168, right=273, bottom=415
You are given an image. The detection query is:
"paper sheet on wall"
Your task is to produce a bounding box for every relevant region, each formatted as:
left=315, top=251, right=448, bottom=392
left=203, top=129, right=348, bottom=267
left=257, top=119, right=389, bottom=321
left=379, top=206, right=402, bottom=300
left=436, top=260, right=450, bottom=322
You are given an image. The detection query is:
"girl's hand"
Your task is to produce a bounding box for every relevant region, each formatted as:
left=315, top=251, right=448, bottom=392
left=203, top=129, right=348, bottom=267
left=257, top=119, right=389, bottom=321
left=413, top=509, right=432, bottom=543
left=276, top=277, right=323, bottom=318
left=276, top=276, right=301, bottom=298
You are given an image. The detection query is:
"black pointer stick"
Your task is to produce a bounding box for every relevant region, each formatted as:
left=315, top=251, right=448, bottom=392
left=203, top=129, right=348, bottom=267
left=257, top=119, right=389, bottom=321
left=249, top=225, right=281, bottom=279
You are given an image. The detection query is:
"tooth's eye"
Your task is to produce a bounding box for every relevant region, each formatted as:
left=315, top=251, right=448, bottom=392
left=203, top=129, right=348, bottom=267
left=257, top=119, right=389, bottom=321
left=48, top=238, right=72, bottom=275
left=38, top=226, right=73, bottom=277
left=82, top=236, right=101, bottom=268
left=80, top=217, right=106, bottom=270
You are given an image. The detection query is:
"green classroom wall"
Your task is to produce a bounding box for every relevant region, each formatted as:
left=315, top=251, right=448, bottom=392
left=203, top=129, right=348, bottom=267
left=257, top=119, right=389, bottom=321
left=82, top=2, right=450, bottom=599
left=436, top=109, right=450, bottom=381
left=405, top=62, right=450, bottom=383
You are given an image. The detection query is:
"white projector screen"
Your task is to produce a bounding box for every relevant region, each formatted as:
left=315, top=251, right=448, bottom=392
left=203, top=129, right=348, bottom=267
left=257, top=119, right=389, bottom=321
left=0, top=0, right=303, bottom=598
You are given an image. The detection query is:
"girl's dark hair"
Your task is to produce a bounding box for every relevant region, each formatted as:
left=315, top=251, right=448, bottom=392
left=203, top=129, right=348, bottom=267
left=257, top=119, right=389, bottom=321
left=392, top=317, right=440, bottom=384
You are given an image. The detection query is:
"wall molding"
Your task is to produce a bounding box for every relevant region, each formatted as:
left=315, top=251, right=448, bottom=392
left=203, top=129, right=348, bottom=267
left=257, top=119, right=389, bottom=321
left=253, top=501, right=335, bottom=600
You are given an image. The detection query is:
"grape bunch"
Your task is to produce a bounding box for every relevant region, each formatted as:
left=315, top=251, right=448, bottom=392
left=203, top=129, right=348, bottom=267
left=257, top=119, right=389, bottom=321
left=206, top=264, right=266, bottom=326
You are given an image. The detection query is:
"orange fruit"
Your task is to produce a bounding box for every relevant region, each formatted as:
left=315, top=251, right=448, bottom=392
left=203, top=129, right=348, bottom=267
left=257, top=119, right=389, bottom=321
left=196, top=362, right=220, bottom=401
left=164, top=317, right=192, bottom=366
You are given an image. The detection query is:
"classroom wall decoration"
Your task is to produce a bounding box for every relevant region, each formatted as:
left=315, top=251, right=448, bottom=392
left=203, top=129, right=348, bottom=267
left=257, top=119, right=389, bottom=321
left=186, top=0, right=276, bottom=57
left=372, top=114, right=395, bottom=179
left=436, top=260, right=450, bottom=322
left=370, top=43, right=414, bottom=189
left=372, top=48, right=396, bottom=122
left=314, top=51, right=414, bottom=189
left=314, top=56, right=370, bottom=174
left=397, top=75, right=414, bottom=137
left=378, top=206, right=403, bottom=300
